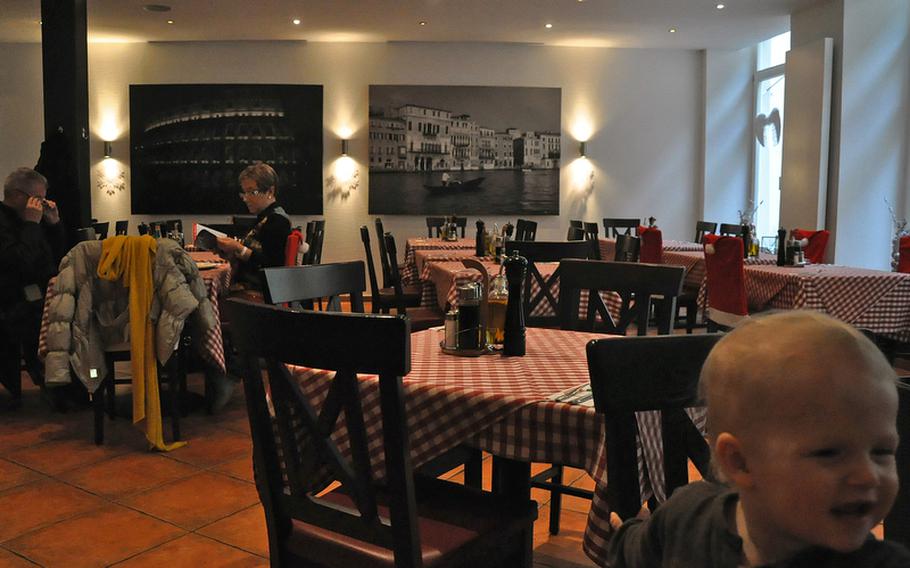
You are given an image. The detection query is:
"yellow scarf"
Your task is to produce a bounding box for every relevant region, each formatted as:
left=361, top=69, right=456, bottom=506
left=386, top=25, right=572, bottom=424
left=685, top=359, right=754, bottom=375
left=97, top=236, right=186, bottom=451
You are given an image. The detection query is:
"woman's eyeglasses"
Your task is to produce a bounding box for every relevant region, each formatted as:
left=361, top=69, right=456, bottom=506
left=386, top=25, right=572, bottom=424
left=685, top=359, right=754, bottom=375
left=238, top=190, right=268, bottom=199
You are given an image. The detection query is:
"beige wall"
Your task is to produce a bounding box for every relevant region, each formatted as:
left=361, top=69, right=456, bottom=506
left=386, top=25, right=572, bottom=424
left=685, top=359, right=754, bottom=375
left=0, top=44, right=44, bottom=195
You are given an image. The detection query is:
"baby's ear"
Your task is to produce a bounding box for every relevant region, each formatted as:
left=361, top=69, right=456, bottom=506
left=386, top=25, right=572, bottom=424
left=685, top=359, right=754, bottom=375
left=714, top=432, right=754, bottom=488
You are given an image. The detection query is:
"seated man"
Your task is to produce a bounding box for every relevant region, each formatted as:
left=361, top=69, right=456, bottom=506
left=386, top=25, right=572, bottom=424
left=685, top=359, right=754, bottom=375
left=607, top=311, right=910, bottom=567
left=0, top=167, right=65, bottom=409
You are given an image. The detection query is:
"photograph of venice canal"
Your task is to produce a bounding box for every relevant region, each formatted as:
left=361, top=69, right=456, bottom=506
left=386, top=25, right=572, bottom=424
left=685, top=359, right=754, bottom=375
left=368, top=85, right=561, bottom=215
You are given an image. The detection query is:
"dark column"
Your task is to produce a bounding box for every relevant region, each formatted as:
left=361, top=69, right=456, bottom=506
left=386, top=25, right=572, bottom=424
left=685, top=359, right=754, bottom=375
left=37, top=0, right=91, bottom=242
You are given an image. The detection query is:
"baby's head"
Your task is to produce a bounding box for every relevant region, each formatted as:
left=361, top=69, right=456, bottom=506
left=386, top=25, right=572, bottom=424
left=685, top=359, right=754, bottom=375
left=700, top=311, right=900, bottom=562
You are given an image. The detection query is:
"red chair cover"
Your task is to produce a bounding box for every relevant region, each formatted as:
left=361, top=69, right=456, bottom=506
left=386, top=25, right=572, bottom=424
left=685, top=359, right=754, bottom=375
left=702, top=233, right=721, bottom=246
left=639, top=227, right=663, bottom=264
left=637, top=225, right=648, bottom=236
left=899, top=236, right=910, bottom=274
left=703, top=236, right=748, bottom=327
left=285, top=228, right=305, bottom=267
left=791, top=229, right=830, bottom=264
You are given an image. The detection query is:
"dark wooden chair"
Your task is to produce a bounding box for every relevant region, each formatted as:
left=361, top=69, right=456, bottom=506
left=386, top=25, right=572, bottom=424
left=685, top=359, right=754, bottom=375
left=602, top=218, right=640, bottom=238
left=225, top=299, right=537, bottom=567
left=887, top=376, right=910, bottom=546
left=613, top=234, right=640, bottom=262
left=718, top=223, right=744, bottom=237
left=91, top=221, right=109, bottom=240
left=262, top=261, right=366, bottom=313
left=694, top=221, right=717, bottom=244
left=363, top=226, right=420, bottom=314
left=75, top=227, right=97, bottom=242
left=587, top=334, right=721, bottom=520
left=453, top=216, right=468, bottom=238
left=303, top=220, right=326, bottom=265
left=384, top=233, right=445, bottom=331
left=426, top=216, right=446, bottom=238
left=375, top=218, right=408, bottom=288
left=514, top=219, right=537, bottom=242
left=582, top=222, right=599, bottom=241
left=504, top=240, right=592, bottom=328
left=114, top=220, right=129, bottom=236
left=566, top=226, right=585, bottom=241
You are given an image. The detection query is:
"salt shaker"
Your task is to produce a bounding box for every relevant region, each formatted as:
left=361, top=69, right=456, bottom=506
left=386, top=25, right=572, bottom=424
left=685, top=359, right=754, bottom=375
left=503, top=251, right=527, bottom=356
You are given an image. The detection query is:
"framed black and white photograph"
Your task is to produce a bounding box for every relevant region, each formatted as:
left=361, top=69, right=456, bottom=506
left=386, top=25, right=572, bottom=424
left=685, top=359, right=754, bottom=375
left=368, top=85, right=561, bottom=215
left=130, top=83, right=323, bottom=215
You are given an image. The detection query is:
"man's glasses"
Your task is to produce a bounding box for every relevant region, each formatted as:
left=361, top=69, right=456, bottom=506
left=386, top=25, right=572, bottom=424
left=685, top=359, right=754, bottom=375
left=238, top=190, right=268, bottom=200
left=13, top=188, right=49, bottom=205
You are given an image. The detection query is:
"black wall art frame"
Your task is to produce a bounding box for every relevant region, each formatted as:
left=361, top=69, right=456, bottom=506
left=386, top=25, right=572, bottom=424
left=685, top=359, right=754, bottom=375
left=130, top=83, right=323, bottom=215
left=368, top=85, right=561, bottom=215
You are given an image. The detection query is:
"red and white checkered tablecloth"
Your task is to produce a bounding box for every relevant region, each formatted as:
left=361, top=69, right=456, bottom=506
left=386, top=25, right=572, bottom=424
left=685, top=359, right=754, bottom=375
left=664, top=250, right=777, bottom=292
left=598, top=238, right=702, bottom=261
left=744, top=264, right=910, bottom=341
left=414, top=249, right=479, bottom=280
left=402, top=237, right=475, bottom=284
left=288, top=327, right=694, bottom=567
left=37, top=252, right=230, bottom=374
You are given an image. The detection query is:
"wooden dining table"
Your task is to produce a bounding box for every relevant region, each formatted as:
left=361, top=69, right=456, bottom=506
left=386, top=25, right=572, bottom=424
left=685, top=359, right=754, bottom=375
left=288, top=326, right=693, bottom=566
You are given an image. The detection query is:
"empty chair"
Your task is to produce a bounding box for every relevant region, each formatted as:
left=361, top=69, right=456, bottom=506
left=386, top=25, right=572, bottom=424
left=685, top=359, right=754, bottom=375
left=453, top=216, right=468, bottom=237
left=384, top=233, right=445, bottom=331
left=375, top=218, right=407, bottom=288
left=224, top=298, right=537, bottom=568
left=262, top=261, right=366, bottom=312
left=75, top=227, right=97, bottom=242
left=303, top=219, right=325, bottom=265
left=587, top=334, right=721, bottom=520
left=566, top=225, right=585, bottom=241
left=582, top=222, right=599, bottom=241
left=718, top=223, right=744, bottom=237
left=114, top=220, right=129, bottom=236
left=791, top=228, right=831, bottom=264
left=504, top=240, right=593, bottom=327
left=361, top=226, right=420, bottom=314
left=603, top=218, right=640, bottom=238
left=899, top=236, right=910, bottom=273
left=694, top=221, right=717, bottom=244
left=515, top=219, right=537, bottom=241
left=639, top=227, right=663, bottom=264
left=613, top=234, right=641, bottom=262
left=91, top=221, right=109, bottom=240
left=703, top=235, right=748, bottom=330
left=426, top=216, right=446, bottom=238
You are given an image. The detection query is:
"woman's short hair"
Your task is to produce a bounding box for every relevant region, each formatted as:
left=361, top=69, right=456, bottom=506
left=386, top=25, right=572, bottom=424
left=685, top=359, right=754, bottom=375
left=238, top=162, right=279, bottom=196
left=4, top=167, right=48, bottom=197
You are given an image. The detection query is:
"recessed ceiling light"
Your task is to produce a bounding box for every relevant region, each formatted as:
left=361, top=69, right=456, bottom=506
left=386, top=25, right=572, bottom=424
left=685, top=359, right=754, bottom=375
left=668, top=27, right=677, bottom=33
left=143, top=4, right=171, bottom=12
left=419, top=21, right=427, bottom=26
left=545, top=23, right=553, bottom=29
left=166, top=19, right=174, bottom=24
left=716, top=3, right=726, bottom=9
left=292, top=18, right=301, bottom=25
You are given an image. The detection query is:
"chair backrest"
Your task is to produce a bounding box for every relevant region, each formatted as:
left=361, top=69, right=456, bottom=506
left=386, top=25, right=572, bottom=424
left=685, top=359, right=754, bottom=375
left=115, top=220, right=129, bottom=236
left=92, top=222, right=109, bottom=240
left=694, top=221, right=717, bottom=244
left=559, top=259, right=683, bottom=335
left=425, top=216, right=445, bottom=238
left=603, top=218, right=640, bottom=238
left=515, top=219, right=537, bottom=242
left=284, top=227, right=306, bottom=267
left=383, top=232, right=413, bottom=315
left=792, top=228, right=830, bottom=264
left=304, top=220, right=326, bottom=265
left=262, top=261, right=366, bottom=312
left=374, top=218, right=394, bottom=289
left=639, top=227, right=663, bottom=264
left=360, top=226, right=384, bottom=310
left=586, top=333, right=722, bottom=519
left=582, top=222, right=599, bottom=241
left=569, top=219, right=583, bottom=228
left=75, top=227, right=97, bottom=242
left=900, top=236, right=910, bottom=274
left=223, top=298, right=416, bottom=565
left=613, top=234, right=641, bottom=262
left=703, top=236, right=748, bottom=327
left=718, top=223, right=743, bottom=237
left=567, top=226, right=585, bottom=241
left=137, top=223, right=149, bottom=236
left=454, top=216, right=467, bottom=238
left=886, top=376, right=910, bottom=546
left=504, top=239, right=592, bottom=327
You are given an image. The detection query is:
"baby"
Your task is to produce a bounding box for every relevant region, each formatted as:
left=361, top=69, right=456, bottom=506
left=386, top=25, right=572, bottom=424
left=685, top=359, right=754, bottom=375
left=607, top=311, right=910, bottom=567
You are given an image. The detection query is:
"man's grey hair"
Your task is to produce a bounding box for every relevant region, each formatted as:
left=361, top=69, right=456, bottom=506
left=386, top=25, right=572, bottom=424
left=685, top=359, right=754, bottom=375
left=4, top=167, right=48, bottom=198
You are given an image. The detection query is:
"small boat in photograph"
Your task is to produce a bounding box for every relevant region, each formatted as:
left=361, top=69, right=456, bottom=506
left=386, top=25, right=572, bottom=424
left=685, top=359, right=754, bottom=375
left=424, top=177, right=485, bottom=193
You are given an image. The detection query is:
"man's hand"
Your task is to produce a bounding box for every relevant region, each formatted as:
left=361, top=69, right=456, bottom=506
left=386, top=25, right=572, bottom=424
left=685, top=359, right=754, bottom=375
left=22, top=197, right=43, bottom=223
left=42, top=199, right=60, bottom=225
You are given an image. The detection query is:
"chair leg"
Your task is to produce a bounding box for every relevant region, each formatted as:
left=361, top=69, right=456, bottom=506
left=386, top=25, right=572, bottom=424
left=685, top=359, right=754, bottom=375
left=104, top=353, right=116, bottom=418
left=549, top=466, right=563, bottom=535
left=92, top=383, right=105, bottom=445
left=686, top=302, right=696, bottom=334
left=166, top=357, right=181, bottom=442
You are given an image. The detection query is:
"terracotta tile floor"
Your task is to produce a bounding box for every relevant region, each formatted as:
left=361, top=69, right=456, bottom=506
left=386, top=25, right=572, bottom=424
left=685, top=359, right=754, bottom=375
left=0, top=371, right=598, bottom=567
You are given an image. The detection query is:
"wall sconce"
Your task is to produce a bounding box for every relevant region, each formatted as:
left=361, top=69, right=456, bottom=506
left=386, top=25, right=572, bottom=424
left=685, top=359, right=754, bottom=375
left=578, top=141, right=586, bottom=157
left=341, top=139, right=349, bottom=156
left=103, top=141, right=113, bottom=158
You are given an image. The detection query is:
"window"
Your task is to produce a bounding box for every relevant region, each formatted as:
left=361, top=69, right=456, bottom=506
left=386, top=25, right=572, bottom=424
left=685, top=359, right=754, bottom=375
left=753, top=31, right=790, bottom=239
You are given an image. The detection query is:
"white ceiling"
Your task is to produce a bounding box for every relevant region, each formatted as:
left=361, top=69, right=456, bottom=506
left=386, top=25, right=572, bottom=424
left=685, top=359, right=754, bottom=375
left=1, top=0, right=819, bottom=49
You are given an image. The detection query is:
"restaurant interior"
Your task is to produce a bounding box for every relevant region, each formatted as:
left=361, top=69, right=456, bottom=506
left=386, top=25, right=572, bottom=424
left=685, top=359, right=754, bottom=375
left=2, top=1, right=910, bottom=567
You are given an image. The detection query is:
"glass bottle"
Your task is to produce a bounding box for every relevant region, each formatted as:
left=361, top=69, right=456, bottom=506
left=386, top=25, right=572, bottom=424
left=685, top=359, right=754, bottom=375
left=456, top=283, right=482, bottom=350
left=486, top=270, right=508, bottom=346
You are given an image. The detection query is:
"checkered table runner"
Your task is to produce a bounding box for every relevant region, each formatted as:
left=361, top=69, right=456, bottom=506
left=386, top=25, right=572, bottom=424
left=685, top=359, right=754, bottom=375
left=37, top=252, right=230, bottom=374
left=744, top=265, right=910, bottom=340
left=402, top=237, right=475, bottom=284
left=289, top=327, right=688, bottom=567
left=599, top=238, right=702, bottom=261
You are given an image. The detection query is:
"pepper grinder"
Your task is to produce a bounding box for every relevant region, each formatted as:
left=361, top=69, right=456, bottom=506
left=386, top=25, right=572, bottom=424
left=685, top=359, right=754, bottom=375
left=503, top=251, right=527, bottom=356
left=475, top=220, right=486, bottom=257
left=776, top=228, right=787, bottom=266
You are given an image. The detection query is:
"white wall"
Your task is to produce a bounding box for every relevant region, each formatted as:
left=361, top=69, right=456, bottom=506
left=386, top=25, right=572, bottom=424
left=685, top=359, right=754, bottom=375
left=701, top=47, right=755, bottom=228
left=0, top=44, right=45, bottom=196
left=0, top=40, right=724, bottom=265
